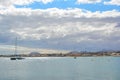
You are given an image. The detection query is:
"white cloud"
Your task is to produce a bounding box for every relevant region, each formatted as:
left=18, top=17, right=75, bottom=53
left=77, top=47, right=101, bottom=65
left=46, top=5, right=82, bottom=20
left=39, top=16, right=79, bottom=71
left=0, top=0, right=53, bottom=8
left=0, top=8, right=120, bottom=51
left=76, top=0, right=101, bottom=4
left=76, top=0, right=120, bottom=6
left=104, top=0, right=120, bottom=6
left=40, top=0, right=53, bottom=4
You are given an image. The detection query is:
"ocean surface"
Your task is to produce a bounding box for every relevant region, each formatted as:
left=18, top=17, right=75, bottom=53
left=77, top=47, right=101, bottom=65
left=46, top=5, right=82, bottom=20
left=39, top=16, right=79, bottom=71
left=0, top=57, right=120, bottom=80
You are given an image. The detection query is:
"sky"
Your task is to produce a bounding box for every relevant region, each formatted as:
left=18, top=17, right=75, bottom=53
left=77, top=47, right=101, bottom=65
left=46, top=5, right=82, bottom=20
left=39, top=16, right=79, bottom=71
left=0, top=0, right=120, bottom=51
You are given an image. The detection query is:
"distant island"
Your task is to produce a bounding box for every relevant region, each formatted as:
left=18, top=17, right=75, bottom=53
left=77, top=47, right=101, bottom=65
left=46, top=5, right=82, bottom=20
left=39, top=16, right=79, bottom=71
left=0, top=51, right=120, bottom=57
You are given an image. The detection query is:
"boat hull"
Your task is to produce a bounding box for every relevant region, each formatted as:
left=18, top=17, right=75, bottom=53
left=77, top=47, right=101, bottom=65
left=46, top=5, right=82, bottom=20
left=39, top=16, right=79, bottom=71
left=10, top=57, right=25, bottom=60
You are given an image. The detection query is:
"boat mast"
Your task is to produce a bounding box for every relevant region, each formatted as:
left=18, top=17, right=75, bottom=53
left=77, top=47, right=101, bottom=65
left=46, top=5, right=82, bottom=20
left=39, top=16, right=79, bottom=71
left=11, top=37, right=24, bottom=60
left=14, top=37, right=17, bottom=56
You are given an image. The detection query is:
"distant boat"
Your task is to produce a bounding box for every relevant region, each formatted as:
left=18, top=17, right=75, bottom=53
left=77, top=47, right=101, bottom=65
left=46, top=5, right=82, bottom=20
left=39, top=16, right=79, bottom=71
left=10, top=57, right=25, bottom=60
left=74, top=56, right=77, bottom=59
left=10, top=37, right=25, bottom=60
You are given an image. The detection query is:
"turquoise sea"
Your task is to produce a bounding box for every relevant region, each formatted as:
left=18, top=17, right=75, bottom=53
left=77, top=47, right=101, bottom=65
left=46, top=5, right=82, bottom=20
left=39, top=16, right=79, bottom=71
left=0, top=57, right=120, bottom=80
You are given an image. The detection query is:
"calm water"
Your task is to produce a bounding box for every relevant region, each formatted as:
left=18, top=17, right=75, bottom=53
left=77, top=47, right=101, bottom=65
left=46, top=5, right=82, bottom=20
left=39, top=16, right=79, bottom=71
left=0, top=57, right=120, bottom=80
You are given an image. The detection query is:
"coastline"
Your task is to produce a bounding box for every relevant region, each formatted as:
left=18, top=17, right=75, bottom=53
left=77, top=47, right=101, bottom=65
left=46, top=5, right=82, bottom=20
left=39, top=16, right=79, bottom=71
left=0, top=52, right=120, bottom=57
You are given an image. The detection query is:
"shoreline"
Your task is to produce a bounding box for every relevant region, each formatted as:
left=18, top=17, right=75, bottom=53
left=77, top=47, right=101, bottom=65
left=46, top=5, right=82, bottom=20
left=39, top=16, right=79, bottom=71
left=0, top=55, right=120, bottom=58
left=0, top=52, right=120, bottom=57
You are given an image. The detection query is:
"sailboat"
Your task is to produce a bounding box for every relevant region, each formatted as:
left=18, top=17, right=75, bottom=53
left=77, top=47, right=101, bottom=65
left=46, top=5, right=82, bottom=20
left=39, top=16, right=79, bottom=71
left=10, top=37, right=25, bottom=60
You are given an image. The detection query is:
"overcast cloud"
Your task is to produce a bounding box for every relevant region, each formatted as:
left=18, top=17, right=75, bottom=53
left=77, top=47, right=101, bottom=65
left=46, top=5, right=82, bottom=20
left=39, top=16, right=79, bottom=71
left=0, top=0, right=120, bottom=51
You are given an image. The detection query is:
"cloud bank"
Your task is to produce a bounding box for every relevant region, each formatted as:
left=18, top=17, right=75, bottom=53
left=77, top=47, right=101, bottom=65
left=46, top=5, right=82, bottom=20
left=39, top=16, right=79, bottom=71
left=0, top=7, right=120, bottom=51
left=0, top=0, right=120, bottom=51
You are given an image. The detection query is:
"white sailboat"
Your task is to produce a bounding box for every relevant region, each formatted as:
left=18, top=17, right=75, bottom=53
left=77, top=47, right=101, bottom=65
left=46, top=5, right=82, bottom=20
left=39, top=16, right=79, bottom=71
left=10, top=37, right=24, bottom=60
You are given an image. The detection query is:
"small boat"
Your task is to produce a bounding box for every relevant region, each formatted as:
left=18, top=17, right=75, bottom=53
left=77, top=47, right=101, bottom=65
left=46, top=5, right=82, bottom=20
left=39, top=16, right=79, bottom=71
left=74, top=56, right=77, bottom=59
left=10, top=56, right=25, bottom=60
left=10, top=37, right=25, bottom=60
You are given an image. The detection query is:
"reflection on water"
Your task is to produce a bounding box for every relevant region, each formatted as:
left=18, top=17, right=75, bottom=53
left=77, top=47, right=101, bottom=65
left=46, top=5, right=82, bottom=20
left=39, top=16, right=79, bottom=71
left=0, top=57, right=120, bottom=80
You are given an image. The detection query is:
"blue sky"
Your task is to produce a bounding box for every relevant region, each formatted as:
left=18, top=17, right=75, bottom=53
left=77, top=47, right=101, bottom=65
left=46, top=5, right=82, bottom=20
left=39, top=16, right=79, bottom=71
left=0, top=0, right=120, bottom=52
left=16, top=0, right=120, bottom=12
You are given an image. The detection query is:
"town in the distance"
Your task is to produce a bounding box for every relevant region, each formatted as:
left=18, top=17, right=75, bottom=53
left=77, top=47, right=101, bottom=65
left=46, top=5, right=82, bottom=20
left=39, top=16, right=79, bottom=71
left=0, top=50, right=120, bottom=57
